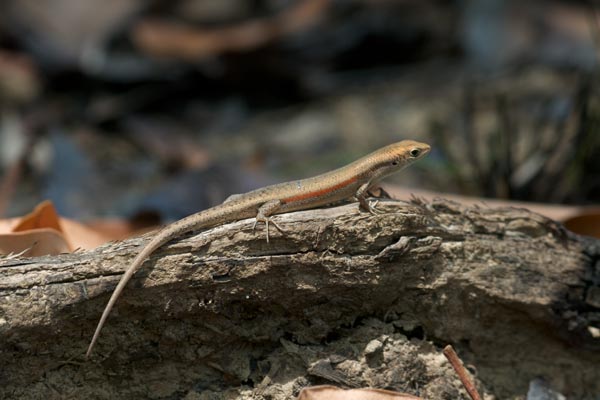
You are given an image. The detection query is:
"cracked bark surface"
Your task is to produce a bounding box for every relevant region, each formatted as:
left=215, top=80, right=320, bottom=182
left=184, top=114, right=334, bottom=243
left=0, top=198, right=599, bottom=399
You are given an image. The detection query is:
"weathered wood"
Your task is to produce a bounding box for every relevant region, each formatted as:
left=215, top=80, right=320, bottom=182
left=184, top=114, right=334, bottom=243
left=0, top=199, right=598, bottom=399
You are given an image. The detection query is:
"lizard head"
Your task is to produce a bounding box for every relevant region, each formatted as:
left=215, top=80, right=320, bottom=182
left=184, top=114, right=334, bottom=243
left=389, top=139, right=431, bottom=165
left=366, top=140, right=430, bottom=182
left=372, top=140, right=431, bottom=174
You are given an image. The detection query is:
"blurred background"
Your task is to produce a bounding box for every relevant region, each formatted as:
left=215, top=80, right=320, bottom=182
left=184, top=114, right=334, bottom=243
left=0, top=0, right=599, bottom=232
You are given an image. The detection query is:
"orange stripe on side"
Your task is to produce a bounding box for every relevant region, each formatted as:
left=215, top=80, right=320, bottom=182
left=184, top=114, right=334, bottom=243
left=282, top=176, right=358, bottom=204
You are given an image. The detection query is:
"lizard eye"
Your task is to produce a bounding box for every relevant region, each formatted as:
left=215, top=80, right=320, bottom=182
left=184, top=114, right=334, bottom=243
left=409, top=148, right=421, bottom=158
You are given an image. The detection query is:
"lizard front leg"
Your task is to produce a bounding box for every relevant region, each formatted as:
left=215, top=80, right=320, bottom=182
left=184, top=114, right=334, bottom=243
left=253, top=200, right=285, bottom=243
left=355, top=183, right=383, bottom=215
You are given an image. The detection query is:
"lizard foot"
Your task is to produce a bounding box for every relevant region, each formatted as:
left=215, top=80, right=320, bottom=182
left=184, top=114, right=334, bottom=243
left=358, top=198, right=385, bottom=215
left=252, top=216, right=285, bottom=243
left=368, top=200, right=387, bottom=215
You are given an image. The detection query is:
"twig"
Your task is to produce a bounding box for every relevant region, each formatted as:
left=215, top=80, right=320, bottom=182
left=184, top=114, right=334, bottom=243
left=443, top=345, right=482, bottom=400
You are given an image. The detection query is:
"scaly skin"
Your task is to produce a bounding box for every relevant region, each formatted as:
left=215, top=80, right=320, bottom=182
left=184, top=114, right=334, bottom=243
left=86, top=140, right=430, bottom=357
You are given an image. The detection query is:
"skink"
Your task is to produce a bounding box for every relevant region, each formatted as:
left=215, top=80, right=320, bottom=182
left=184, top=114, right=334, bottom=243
left=86, top=140, right=430, bottom=357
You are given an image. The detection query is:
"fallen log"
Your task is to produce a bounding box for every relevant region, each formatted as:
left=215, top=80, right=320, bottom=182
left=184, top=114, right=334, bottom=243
left=0, top=198, right=598, bottom=399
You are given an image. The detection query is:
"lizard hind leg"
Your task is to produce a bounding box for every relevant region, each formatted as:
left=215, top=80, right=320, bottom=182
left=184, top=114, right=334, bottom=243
left=252, top=199, right=285, bottom=243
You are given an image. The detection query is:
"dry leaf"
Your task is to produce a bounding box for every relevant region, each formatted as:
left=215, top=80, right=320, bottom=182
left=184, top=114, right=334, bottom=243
left=0, top=200, right=71, bottom=256
left=0, top=229, right=70, bottom=257
left=386, top=185, right=593, bottom=222
left=0, top=200, right=138, bottom=256
left=563, top=211, right=600, bottom=239
left=132, top=0, right=328, bottom=60
left=13, top=200, right=64, bottom=233
left=297, top=385, right=422, bottom=400
left=59, top=218, right=127, bottom=249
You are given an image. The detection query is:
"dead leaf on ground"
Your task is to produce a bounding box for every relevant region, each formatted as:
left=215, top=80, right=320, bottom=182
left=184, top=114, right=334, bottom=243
left=563, top=210, right=600, bottom=239
left=13, top=199, right=64, bottom=233
left=132, top=0, right=329, bottom=60
left=387, top=185, right=599, bottom=223
left=297, top=385, right=422, bottom=400
left=0, top=200, right=70, bottom=256
left=0, top=200, right=142, bottom=256
left=0, top=229, right=70, bottom=257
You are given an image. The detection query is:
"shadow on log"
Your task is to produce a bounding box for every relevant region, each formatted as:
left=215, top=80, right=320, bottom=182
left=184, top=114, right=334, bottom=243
left=0, top=198, right=599, bottom=399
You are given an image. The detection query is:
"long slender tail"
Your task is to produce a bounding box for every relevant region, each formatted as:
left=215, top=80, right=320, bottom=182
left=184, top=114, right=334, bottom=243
left=85, top=233, right=172, bottom=358
left=85, top=198, right=257, bottom=358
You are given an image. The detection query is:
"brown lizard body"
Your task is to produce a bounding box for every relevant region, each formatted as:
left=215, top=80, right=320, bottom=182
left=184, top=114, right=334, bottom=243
left=86, top=140, right=430, bottom=357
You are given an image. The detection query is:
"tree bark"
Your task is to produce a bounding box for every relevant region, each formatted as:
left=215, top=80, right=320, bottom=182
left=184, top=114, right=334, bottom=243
left=0, top=198, right=598, bottom=399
